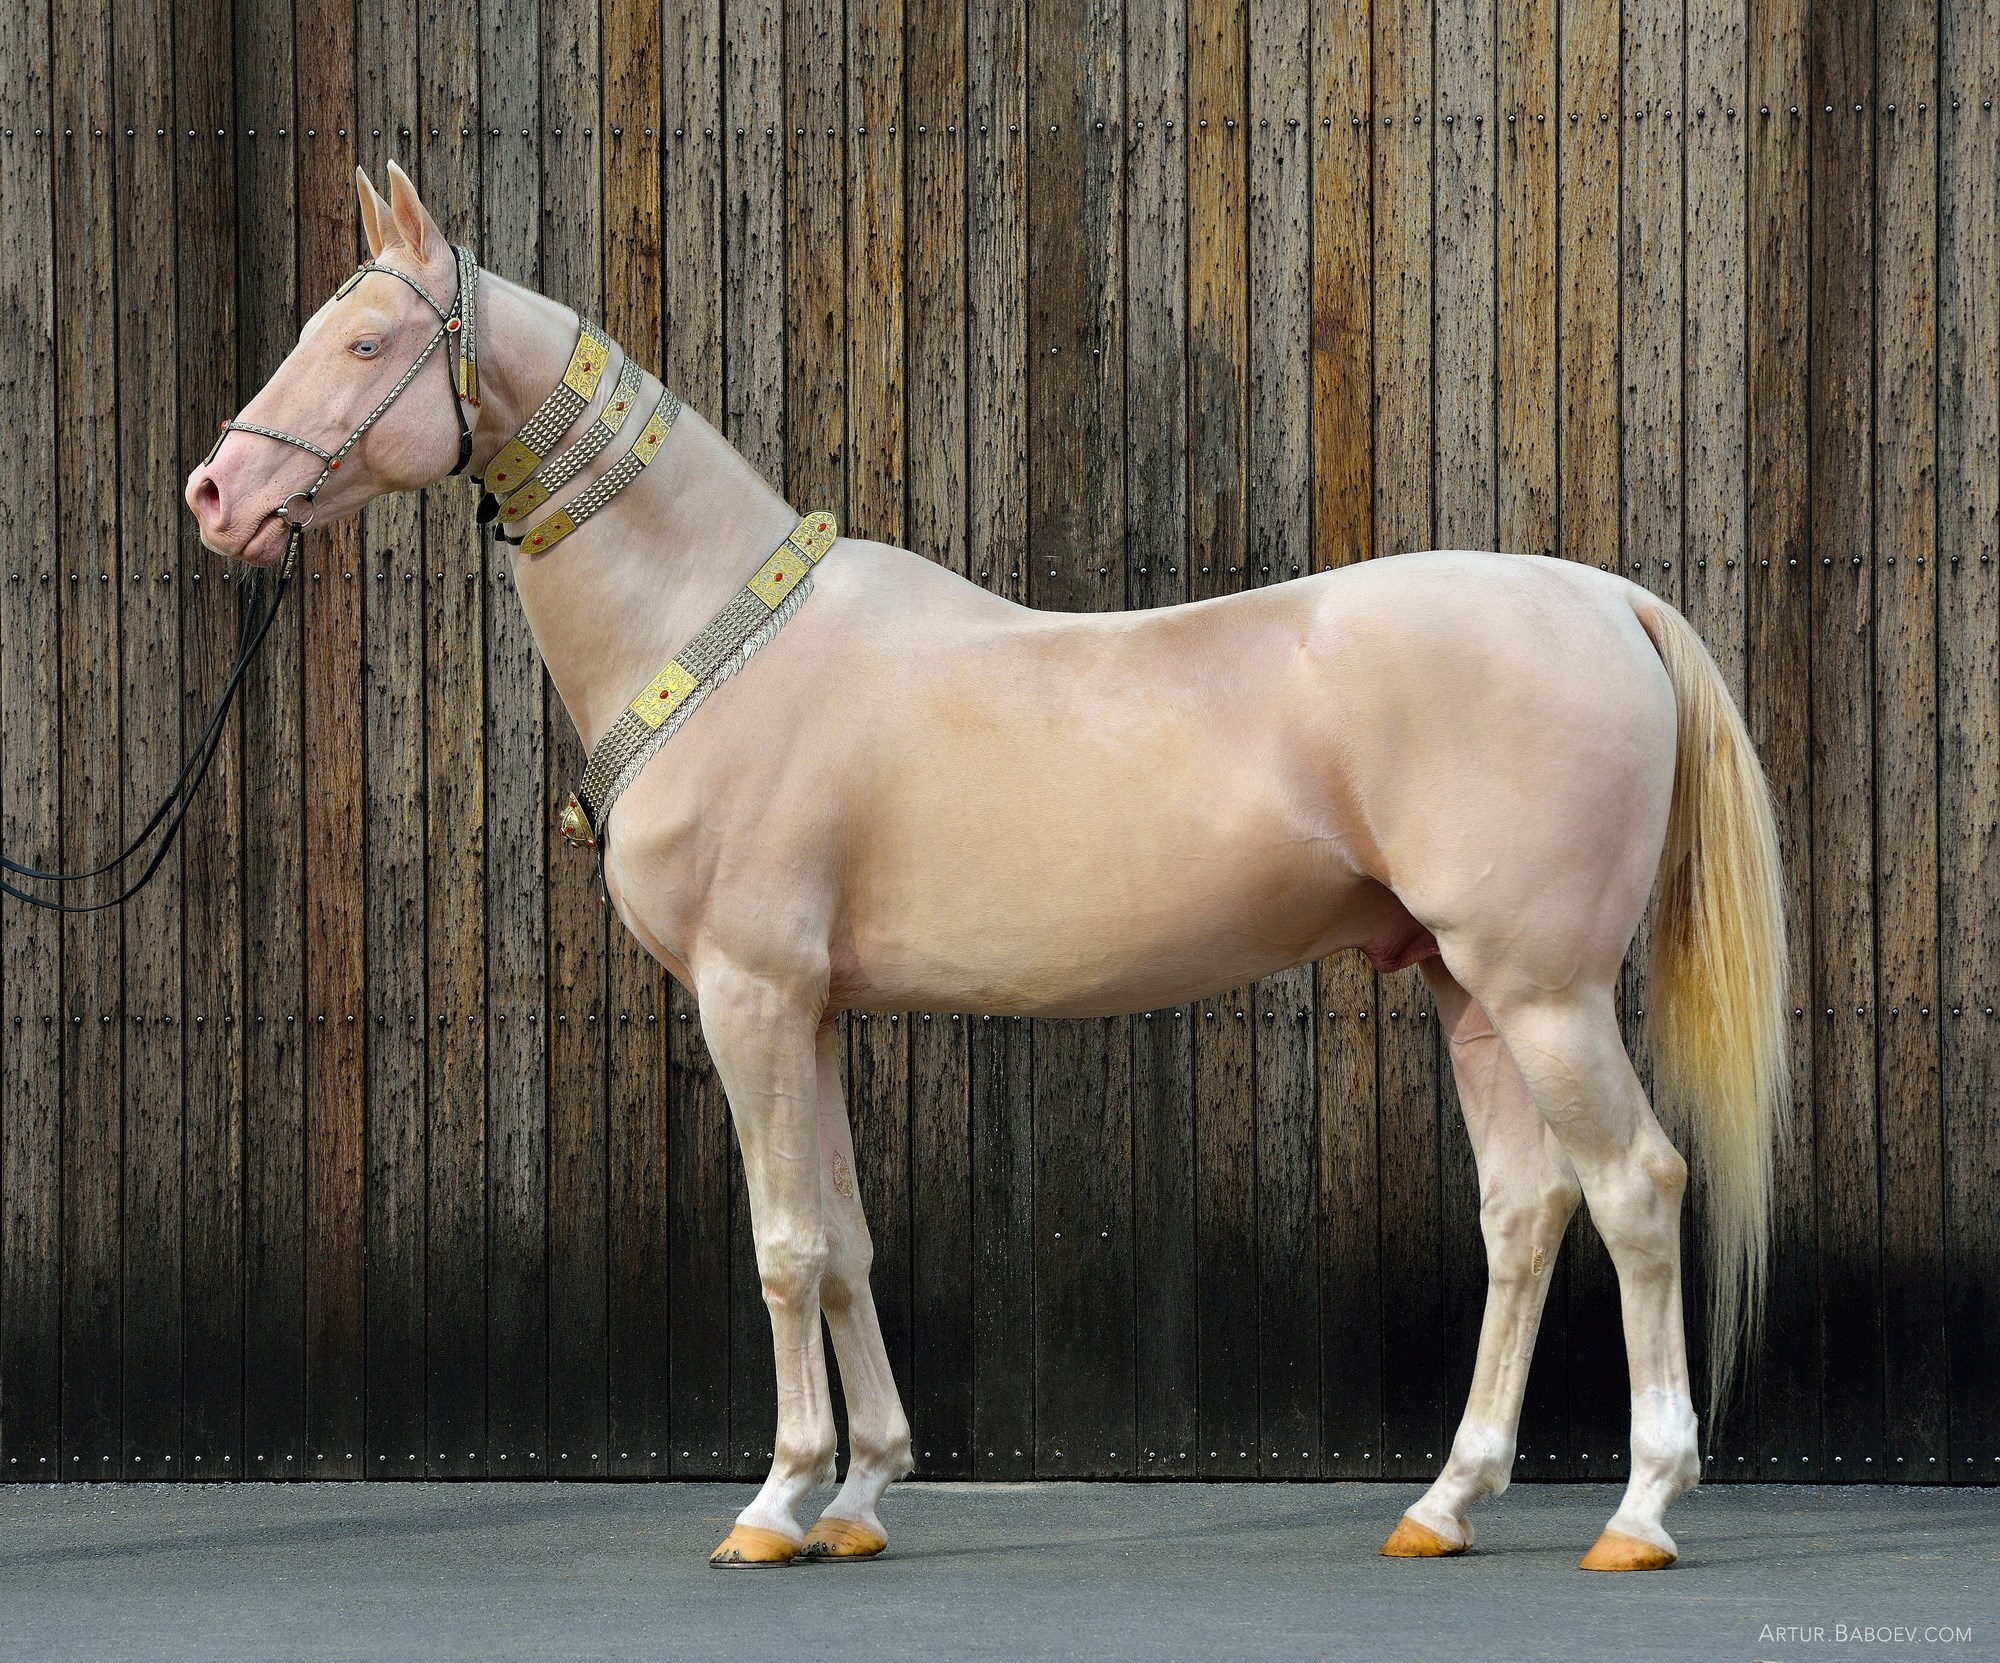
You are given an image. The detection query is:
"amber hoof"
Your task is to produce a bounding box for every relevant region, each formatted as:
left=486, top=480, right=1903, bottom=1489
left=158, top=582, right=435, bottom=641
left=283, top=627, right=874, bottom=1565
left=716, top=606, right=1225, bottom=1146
left=1578, top=1528, right=1676, bottom=1572
left=801, top=1516, right=889, bottom=1562
left=1379, top=1516, right=1467, bottom=1558
left=709, top=1524, right=801, bottom=1567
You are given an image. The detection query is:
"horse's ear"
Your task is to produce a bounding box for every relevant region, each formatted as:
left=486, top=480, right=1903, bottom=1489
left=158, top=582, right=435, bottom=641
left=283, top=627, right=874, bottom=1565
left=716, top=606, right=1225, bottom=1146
left=383, top=158, right=445, bottom=264
left=355, top=167, right=396, bottom=258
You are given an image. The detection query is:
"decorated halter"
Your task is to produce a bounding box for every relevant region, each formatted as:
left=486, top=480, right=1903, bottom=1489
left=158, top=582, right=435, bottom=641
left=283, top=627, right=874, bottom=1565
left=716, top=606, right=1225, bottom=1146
left=0, top=244, right=483, bottom=912
left=204, top=243, right=481, bottom=576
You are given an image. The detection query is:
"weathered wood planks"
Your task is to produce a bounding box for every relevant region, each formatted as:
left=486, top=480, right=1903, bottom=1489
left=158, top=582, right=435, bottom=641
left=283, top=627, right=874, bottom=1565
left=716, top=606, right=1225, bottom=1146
left=2, top=0, right=1996, bottom=1491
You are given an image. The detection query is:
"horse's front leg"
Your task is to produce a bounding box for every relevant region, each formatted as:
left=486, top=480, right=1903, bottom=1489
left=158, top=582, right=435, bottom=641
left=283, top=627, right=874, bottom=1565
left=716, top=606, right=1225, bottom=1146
left=801, top=1022, right=914, bottom=1560
left=698, top=964, right=838, bottom=1567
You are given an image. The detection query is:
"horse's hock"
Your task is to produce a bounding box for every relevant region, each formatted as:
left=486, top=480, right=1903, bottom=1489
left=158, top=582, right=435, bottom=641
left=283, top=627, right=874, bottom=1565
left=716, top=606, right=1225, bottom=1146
left=1, top=0, right=1996, bottom=1530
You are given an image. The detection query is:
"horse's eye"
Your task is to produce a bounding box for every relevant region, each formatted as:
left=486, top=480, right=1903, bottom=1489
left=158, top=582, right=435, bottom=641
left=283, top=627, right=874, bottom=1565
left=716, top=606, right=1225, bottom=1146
left=352, top=339, right=381, bottom=358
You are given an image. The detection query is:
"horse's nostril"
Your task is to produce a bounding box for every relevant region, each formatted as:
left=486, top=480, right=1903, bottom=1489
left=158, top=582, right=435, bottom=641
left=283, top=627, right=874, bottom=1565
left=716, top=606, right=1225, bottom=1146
left=188, top=473, right=223, bottom=531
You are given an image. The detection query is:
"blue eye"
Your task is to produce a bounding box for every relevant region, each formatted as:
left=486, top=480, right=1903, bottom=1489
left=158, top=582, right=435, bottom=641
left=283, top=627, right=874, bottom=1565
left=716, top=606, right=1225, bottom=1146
left=353, top=339, right=380, bottom=357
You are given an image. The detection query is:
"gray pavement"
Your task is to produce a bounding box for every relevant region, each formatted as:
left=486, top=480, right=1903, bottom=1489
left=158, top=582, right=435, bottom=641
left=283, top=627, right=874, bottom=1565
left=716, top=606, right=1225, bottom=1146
left=0, top=1480, right=1993, bottom=1663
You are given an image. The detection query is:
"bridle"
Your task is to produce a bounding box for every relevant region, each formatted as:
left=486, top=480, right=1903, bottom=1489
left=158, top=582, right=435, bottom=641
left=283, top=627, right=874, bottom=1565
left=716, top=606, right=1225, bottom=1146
left=208, top=241, right=482, bottom=576
left=1, top=244, right=481, bottom=912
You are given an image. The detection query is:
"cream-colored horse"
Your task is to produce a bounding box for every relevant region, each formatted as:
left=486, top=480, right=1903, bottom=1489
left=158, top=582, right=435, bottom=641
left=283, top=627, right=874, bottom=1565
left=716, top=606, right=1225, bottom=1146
left=188, top=164, right=1788, bottom=1572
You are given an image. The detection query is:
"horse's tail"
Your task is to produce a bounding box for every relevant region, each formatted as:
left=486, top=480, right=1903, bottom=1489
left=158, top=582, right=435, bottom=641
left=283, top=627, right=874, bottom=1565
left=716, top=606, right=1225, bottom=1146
left=1633, top=597, right=1789, bottom=1423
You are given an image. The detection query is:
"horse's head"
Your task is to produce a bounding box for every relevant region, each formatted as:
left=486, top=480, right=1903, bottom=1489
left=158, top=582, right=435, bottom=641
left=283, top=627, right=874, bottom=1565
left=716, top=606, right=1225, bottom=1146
left=185, top=161, right=471, bottom=565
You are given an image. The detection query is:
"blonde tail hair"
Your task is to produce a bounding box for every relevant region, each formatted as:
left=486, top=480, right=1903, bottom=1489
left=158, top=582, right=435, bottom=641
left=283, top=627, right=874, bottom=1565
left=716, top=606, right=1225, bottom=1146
left=1636, top=599, right=1790, bottom=1424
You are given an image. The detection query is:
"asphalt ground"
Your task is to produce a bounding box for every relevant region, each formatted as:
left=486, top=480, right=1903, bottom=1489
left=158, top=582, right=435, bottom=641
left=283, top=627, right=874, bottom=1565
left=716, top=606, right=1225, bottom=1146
left=0, top=1480, right=1993, bottom=1663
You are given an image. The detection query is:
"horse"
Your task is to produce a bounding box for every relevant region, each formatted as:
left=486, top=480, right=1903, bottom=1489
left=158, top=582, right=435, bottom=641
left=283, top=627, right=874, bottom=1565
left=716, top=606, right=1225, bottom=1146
left=186, top=161, right=1788, bottom=1572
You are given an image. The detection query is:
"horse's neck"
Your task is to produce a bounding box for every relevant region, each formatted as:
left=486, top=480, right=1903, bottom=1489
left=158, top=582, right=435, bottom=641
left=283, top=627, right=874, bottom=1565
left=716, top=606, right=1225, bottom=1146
left=473, top=272, right=801, bottom=749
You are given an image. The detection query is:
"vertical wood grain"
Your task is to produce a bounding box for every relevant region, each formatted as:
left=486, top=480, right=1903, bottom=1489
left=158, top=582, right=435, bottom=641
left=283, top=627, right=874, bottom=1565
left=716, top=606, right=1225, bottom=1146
left=1432, top=0, right=1496, bottom=1451
left=1615, top=0, right=1684, bottom=1489
left=1616, top=0, right=1684, bottom=1234
left=8, top=0, right=2000, bottom=1493
left=846, top=0, right=916, bottom=1465
left=234, top=0, right=304, bottom=1484
left=297, top=0, right=367, bottom=1480
left=1556, top=0, right=1624, bottom=1480
left=356, top=0, right=427, bottom=1476
left=54, top=0, right=124, bottom=1485
left=0, top=0, right=63, bottom=1478
left=1188, top=0, right=1257, bottom=1486
left=1028, top=0, right=1132, bottom=1478
left=1938, top=0, right=2000, bottom=1480
left=1872, top=0, right=1944, bottom=1478
left=1808, top=0, right=1881, bottom=1479
left=1494, top=0, right=1562, bottom=1468
left=176, top=0, right=246, bottom=1479
left=114, top=0, right=185, bottom=1480
left=1371, top=0, right=1442, bottom=1485
left=966, top=0, right=1034, bottom=1483
left=602, top=0, right=669, bottom=1481
left=1127, top=0, right=1194, bottom=1482
left=664, top=0, right=728, bottom=1479
left=541, top=0, right=607, bottom=1479
left=1682, top=0, right=1747, bottom=1464
left=1248, top=0, right=1316, bottom=1479
left=421, top=0, right=489, bottom=1482
left=482, top=0, right=550, bottom=1478
left=905, top=0, right=975, bottom=1480
left=1496, top=0, right=1554, bottom=559
left=1746, top=0, right=1818, bottom=1481
left=1310, top=0, right=1380, bottom=1483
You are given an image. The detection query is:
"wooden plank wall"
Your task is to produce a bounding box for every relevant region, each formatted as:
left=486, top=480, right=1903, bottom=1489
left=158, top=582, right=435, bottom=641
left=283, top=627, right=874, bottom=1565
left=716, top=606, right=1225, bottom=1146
left=1, top=0, right=1997, bottom=1487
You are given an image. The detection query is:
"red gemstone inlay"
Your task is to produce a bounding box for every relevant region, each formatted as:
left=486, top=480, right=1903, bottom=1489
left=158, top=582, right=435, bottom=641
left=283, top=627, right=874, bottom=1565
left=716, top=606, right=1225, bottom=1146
left=447, top=318, right=460, bottom=331
left=616, top=401, right=626, bottom=411
left=496, top=472, right=508, bottom=480
left=582, top=361, right=593, bottom=371
left=330, top=460, right=341, bottom=470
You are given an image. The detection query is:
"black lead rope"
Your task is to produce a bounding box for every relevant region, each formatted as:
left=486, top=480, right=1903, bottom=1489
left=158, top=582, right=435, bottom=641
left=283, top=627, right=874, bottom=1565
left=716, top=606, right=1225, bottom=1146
left=0, top=529, right=298, bottom=913
left=2, top=247, right=480, bottom=913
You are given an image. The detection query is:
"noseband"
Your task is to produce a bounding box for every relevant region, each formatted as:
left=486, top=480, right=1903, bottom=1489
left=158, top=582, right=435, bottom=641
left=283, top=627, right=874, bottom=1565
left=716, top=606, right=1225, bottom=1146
left=204, top=242, right=481, bottom=576
left=2, top=245, right=481, bottom=911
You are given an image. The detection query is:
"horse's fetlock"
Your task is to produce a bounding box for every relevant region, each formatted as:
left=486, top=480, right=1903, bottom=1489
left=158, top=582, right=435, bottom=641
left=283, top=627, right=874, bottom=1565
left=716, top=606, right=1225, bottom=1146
left=851, top=1414, right=913, bottom=1479
left=1628, top=1386, right=1699, bottom=1486
left=774, top=1419, right=838, bottom=1482
left=1448, top=1421, right=1515, bottom=1498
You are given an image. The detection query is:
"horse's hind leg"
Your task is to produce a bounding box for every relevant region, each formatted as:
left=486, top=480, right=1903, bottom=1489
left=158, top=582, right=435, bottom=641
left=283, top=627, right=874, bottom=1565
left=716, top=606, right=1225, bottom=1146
left=801, top=1023, right=914, bottom=1560
left=1381, top=961, right=1581, bottom=1557
left=1481, top=987, right=1700, bottom=1570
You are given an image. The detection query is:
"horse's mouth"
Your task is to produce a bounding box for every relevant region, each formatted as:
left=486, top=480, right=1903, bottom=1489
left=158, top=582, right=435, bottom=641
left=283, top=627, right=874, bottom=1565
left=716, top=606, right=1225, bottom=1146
left=202, top=514, right=291, bottom=567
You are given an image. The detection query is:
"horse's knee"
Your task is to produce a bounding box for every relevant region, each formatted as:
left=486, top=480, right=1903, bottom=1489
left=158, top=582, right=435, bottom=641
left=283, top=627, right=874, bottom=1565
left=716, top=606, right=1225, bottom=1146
left=756, top=1224, right=829, bottom=1314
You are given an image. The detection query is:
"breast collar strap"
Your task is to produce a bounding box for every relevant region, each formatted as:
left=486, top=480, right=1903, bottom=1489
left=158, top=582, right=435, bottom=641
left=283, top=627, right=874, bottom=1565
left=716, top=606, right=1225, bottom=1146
left=205, top=243, right=481, bottom=571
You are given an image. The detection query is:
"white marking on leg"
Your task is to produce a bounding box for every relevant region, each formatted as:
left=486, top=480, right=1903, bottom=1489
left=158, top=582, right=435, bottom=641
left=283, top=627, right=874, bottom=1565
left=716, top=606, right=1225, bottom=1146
left=811, top=1025, right=912, bottom=1540
left=1605, top=1385, right=1700, bottom=1554
left=1491, top=994, right=1701, bottom=1560
left=1403, top=966, right=1582, bottom=1550
left=701, top=968, right=838, bottom=1546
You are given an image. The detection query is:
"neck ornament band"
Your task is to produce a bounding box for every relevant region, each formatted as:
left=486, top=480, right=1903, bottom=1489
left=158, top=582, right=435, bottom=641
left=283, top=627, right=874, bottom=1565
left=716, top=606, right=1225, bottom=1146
left=495, top=356, right=647, bottom=537
left=559, top=510, right=840, bottom=850
left=510, top=387, right=681, bottom=556
left=476, top=321, right=614, bottom=521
